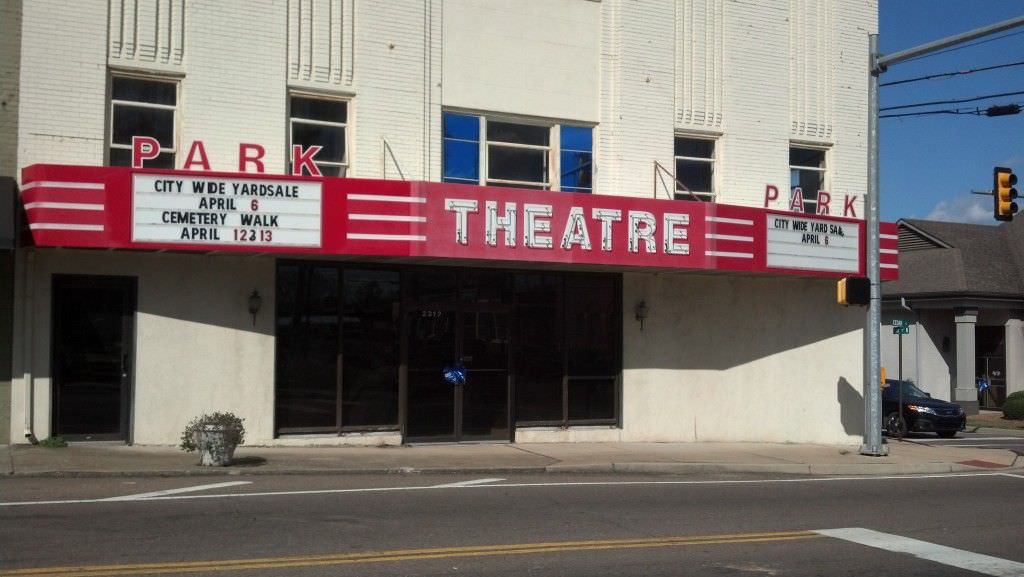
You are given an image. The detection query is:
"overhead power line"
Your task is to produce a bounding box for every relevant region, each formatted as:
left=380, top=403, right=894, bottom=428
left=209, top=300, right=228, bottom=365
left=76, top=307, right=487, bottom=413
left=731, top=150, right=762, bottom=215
left=880, top=89, right=1024, bottom=111
left=881, top=60, right=1024, bottom=87
left=880, top=102, right=1022, bottom=119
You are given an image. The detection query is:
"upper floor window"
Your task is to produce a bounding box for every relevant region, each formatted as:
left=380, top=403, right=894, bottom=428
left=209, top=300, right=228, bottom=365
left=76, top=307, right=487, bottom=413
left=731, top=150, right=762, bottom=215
left=790, top=147, right=826, bottom=214
left=443, top=112, right=593, bottom=192
left=290, top=95, right=348, bottom=176
left=674, top=136, right=714, bottom=202
left=109, top=76, right=177, bottom=168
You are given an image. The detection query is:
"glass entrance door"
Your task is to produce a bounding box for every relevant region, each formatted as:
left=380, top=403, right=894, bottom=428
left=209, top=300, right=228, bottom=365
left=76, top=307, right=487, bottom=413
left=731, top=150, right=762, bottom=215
left=52, top=275, right=136, bottom=441
left=405, top=308, right=510, bottom=442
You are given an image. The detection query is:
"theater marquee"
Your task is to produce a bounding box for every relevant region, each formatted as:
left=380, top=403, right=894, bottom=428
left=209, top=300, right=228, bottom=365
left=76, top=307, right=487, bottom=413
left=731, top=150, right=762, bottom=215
left=20, top=164, right=899, bottom=279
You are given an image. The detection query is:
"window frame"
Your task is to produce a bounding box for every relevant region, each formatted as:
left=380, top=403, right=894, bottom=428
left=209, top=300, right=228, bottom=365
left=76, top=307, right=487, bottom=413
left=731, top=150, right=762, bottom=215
left=789, top=145, right=829, bottom=214
left=288, top=92, right=350, bottom=177
left=442, top=111, right=595, bottom=193
left=483, top=116, right=552, bottom=190
left=108, top=73, right=180, bottom=167
left=512, top=271, right=622, bottom=429
left=673, top=135, right=716, bottom=202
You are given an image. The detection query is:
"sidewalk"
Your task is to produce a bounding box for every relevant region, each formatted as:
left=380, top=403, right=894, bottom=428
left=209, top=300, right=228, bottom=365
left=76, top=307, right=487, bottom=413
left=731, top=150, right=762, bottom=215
left=4, top=438, right=1022, bottom=478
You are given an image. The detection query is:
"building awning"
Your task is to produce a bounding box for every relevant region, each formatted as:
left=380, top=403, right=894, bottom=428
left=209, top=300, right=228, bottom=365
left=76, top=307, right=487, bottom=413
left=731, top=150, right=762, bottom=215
left=19, top=164, right=898, bottom=279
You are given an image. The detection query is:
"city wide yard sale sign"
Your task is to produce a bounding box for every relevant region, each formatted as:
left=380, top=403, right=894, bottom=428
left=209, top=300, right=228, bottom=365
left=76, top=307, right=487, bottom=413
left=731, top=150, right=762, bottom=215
left=20, top=164, right=898, bottom=279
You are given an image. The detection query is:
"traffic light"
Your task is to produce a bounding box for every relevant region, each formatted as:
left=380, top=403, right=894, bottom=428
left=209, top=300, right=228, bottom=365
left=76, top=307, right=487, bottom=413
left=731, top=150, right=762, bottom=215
left=994, top=166, right=1018, bottom=222
left=837, top=277, right=870, bottom=306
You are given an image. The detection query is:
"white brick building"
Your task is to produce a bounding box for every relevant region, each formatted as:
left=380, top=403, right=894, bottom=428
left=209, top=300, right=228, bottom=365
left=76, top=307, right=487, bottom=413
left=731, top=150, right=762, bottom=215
left=1, top=0, right=888, bottom=447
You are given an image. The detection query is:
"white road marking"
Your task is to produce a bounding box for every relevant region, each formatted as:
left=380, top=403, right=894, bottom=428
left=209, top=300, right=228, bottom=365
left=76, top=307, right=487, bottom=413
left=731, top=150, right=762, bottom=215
left=100, top=481, right=252, bottom=501
left=2, top=471, right=1017, bottom=507
left=918, top=437, right=1024, bottom=442
left=926, top=444, right=1021, bottom=448
left=817, top=527, right=1024, bottom=576
left=431, top=478, right=506, bottom=488
left=999, top=473, right=1024, bottom=479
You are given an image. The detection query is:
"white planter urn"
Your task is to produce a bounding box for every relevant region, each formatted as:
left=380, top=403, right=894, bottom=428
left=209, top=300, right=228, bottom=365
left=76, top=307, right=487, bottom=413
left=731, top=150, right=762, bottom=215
left=195, top=425, right=240, bottom=466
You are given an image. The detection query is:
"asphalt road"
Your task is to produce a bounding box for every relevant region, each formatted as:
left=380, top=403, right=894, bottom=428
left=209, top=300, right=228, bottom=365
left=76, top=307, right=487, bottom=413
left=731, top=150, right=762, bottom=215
left=2, top=471, right=1023, bottom=576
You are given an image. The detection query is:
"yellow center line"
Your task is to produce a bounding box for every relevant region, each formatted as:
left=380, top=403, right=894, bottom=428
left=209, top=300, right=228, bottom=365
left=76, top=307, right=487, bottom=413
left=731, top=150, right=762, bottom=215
left=3, top=531, right=823, bottom=577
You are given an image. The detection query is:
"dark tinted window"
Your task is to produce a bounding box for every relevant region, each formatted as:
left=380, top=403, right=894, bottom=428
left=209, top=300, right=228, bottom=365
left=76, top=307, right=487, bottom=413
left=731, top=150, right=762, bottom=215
left=291, top=97, right=347, bottom=122
left=112, top=77, right=176, bottom=105
left=675, top=137, right=713, bottom=159
left=790, top=147, right=825, bottom=167
left=342, top=270, right=399, bottom=427
left=488, top=121, right=549, bottom=146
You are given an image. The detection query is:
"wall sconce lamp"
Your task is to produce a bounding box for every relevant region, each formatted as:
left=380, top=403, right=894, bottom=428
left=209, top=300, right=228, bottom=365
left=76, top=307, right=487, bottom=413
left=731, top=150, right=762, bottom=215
left=634, top=300, right=649, bottom=331
left=248, top=289, right=263, bottom=326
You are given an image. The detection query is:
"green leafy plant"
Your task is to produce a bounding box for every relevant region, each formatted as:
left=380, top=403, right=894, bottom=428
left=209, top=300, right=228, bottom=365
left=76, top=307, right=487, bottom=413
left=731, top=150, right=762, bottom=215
left=179, top=412, right=245, bottom=452
left=1002, top=395, right=1024, bottom=421
left=38, top=436, right=67, bottom=448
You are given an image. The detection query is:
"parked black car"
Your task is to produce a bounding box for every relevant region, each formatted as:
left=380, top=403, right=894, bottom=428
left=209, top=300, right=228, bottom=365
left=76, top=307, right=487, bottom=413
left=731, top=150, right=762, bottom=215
left=882, top=379, right=966, bottom=438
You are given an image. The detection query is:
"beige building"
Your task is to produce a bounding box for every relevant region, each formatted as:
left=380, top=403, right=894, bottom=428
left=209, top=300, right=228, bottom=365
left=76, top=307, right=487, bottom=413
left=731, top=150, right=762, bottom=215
left=2, top=0, right=888, bottom=447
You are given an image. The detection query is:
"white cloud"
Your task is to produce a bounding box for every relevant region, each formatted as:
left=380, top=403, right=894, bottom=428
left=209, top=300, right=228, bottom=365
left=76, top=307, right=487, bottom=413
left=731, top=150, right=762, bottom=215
left=924, top=194, right=997, bottom=225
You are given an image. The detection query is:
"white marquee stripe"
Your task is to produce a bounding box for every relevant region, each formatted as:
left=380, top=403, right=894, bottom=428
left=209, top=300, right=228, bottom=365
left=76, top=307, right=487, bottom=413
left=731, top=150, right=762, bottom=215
left=705, top=216, right=754, bottom=226
left=348, top=193, right=426, bottom=204
left=347, top=233, right=427, bottom=242
left=349, top=214, right=427, bottom=223
left=880, top=248, right=898, bottom=254
left=881, top=233, right=899, bottom=240
left=21, top=180, right=105, bottom=191
left=706, top=234, right=754, bottom=242
left=881, top=263, right=899, bottom=269
left=817, top=527, right=1024, bottom=577
left=24, top=201, right=104, bottom=211
left=29, top=223, right=104, bottom=231
left=706, top=251, right=754, bottom=259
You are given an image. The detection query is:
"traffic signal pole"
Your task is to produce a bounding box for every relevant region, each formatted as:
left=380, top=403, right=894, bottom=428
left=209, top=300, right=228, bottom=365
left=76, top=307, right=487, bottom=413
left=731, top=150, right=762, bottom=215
left=861, top=15, right=1024, bottom=456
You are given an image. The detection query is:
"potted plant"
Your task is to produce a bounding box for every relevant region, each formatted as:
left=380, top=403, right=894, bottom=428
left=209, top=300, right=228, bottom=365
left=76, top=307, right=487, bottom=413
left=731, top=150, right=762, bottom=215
left=179, top=411, right=246, bottom=466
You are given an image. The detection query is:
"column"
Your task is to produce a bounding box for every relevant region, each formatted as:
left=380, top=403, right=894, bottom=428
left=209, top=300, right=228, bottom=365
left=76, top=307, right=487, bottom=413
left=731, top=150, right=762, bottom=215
left=1005, top=312, right=1024, bottom=398
left=954, top=308, right=979, bottom=414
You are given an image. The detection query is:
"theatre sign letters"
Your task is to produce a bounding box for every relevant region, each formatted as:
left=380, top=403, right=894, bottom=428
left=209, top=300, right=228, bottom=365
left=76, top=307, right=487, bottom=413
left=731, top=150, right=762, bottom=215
left=21, top=162, right=898, bottom=280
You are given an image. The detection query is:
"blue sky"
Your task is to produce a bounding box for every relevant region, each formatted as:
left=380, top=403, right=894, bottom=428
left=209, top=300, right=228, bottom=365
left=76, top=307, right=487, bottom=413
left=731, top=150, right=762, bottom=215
left=879, top=1, right=1024, bottom=224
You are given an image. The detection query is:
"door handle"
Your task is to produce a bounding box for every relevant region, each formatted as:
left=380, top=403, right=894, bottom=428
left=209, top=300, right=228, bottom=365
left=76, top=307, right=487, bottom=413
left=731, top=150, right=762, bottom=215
left=121, top=354, right=129, bottom=378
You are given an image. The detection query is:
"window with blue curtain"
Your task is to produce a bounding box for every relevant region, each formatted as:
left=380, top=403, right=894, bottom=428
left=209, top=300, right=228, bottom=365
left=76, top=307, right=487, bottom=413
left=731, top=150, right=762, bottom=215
left=560, top=126, right=592, bottom=193
left=443, top=112, right=480, bottom=185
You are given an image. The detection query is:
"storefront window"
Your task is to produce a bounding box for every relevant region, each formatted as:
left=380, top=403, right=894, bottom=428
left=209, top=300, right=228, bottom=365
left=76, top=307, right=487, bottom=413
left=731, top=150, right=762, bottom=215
left=276, top=264, right=399, bottom=433
left=275, top=266, right=340, bottom=432
left=109, top=76, right=177, bottom=168
left=276, top=264, right=619, bottom=437
left=514, top=273, right=620, bottom=425
left=341, top=270, right=399, bottom=427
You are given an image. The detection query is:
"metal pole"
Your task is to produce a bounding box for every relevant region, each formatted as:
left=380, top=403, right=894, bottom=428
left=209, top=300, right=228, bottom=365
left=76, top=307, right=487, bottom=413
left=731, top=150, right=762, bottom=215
left=898, top=330, right=904, bottom=440
left=876, top=15, right=1024, bottom=70
left=861, top=33, right=887, bottom=456
left=858, top=16, right=1024, bottom=456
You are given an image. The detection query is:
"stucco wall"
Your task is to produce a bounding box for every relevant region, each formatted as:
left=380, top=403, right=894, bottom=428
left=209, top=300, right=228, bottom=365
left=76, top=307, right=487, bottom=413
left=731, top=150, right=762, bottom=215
left=10, top=250, right=276, bottom=444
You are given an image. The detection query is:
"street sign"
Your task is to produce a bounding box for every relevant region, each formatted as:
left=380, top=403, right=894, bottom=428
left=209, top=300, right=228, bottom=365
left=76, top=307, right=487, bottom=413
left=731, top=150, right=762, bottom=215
left=893, top=326, right=910, bottom=335
left=891, top=319, right=910, bottom=328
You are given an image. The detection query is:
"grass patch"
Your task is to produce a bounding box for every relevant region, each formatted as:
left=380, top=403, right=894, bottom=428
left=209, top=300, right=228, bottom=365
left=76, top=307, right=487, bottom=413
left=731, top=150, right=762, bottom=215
left=38, top=436, right=68, bottom=448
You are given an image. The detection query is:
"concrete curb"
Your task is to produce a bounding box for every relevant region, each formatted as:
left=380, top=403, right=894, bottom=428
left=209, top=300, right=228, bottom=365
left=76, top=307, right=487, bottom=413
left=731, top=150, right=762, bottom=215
left=8, top=461, right=1022, bottom=478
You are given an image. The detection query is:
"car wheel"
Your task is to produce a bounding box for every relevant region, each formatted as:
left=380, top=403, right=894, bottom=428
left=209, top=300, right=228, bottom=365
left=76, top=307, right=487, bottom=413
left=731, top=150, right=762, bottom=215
left=936, top=430, right=957, bottom=438
left=885, top=411, right=907, bottom=437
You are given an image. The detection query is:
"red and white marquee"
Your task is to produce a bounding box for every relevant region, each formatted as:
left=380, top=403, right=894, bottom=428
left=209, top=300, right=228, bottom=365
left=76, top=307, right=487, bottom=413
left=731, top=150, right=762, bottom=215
left=20, top=164, right=899, bottom=279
